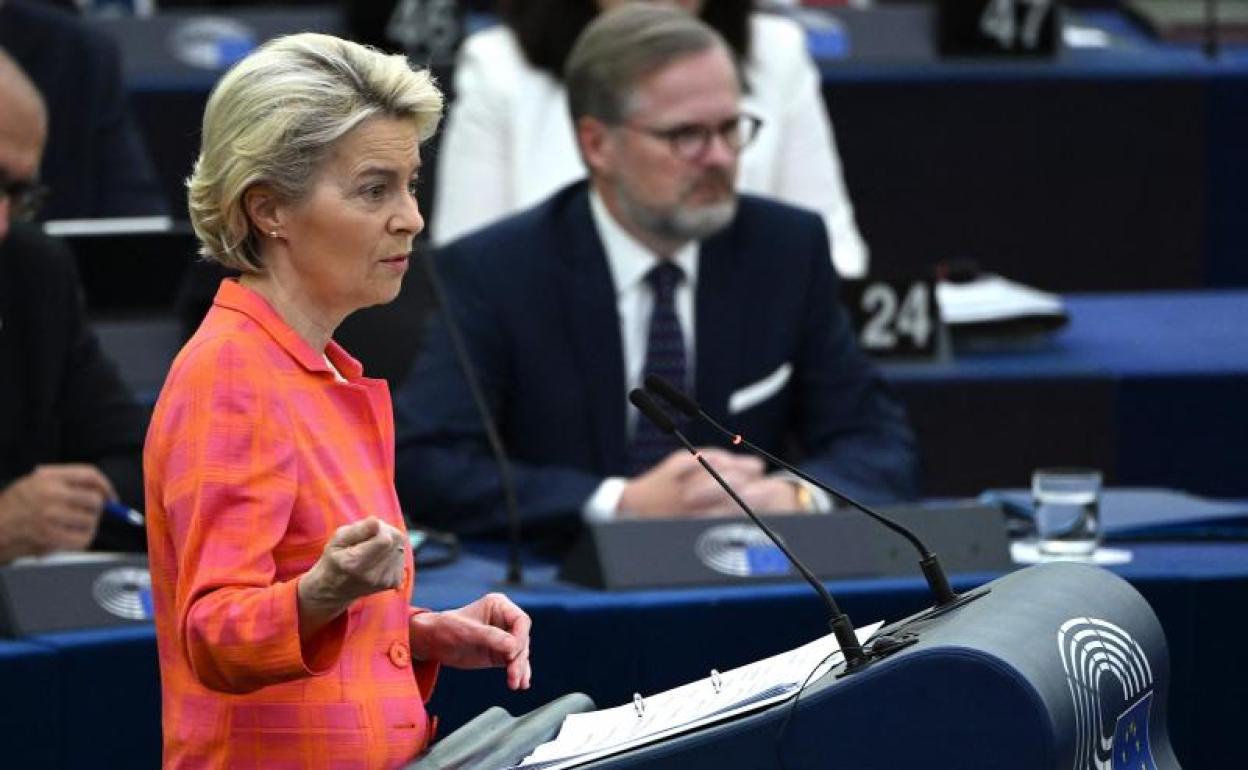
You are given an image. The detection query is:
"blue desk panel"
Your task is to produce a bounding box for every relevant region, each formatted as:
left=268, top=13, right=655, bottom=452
left=0, top=640, right=60, bottom=767
left=8, top=541, right=1244, bottom=769
left=91, top=289, right=1248, bottom=500
left=885, top=290, right=1248, bottom=498
left=891, top=291, right=1248, bottom=380
left=28, top=627, right=162, bottom=769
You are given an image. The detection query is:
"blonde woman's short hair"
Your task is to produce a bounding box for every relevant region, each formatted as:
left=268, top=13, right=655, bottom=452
left=187, top=33, right=443, bottom=271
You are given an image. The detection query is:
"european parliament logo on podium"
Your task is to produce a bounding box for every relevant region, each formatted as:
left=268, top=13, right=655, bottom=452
left=1059, top=617, right=1158, bottom=770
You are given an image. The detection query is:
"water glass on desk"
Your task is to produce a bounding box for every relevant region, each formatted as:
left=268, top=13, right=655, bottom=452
left=1032, top=468, right=1102, bottom=557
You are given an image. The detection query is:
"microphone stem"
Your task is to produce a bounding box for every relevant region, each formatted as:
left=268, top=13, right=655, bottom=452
left=706, top=413, right=920, bottom=551
left=702, top=411, right=958, bottom=607
left=673, top=432, right=869, bottom=672
left=420, top=250, right=524, bottom=585
left=1206, top=0, right=1219, bottom=59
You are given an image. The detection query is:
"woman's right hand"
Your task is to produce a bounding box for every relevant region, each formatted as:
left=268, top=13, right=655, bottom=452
left=297, top=517, right=407, bottom=635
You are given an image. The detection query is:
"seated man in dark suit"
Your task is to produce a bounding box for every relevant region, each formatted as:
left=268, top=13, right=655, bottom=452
left=0, top=49, right=146, bottom=562
left=395, top=3, right=918, bottom=537
left=0, top=0, right=168, bottom=219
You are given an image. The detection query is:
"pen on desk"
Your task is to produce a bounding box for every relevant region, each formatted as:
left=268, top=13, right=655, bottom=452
left=104, top=500, right=146, bottom=526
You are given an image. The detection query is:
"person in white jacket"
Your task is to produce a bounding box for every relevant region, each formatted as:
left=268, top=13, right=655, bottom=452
left=432, top=0, right=869, bottom=278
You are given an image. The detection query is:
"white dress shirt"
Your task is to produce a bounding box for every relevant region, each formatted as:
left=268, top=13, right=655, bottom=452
left=580, top=191, right=831, bottom=520
left=582, top=190, right=698, bottom=521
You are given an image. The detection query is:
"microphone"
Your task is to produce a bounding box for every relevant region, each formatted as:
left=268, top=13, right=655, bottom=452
left=628, top=389, right=871, bottom=674
left=644, top=374, right=974, bottom=613
left=1205, top=0, right=1220, bottom=59
left=419, top=249, right=524, bottom=585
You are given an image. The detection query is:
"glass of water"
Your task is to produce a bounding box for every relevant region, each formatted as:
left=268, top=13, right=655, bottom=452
left=1032, top=468, right=1102, bottom=557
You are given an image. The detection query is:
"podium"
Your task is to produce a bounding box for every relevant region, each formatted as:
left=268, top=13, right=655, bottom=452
left=572, top=563, right=1179, bottom=770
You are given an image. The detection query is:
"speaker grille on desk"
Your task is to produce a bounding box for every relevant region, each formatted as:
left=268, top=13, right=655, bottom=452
left=0, top=555, right=152, bottom=637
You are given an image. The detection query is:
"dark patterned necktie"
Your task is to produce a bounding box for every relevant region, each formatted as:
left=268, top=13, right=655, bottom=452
left=628, top=262, right=687, bottom=475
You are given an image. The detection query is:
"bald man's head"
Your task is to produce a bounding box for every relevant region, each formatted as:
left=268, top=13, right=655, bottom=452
left=0, top=47, right=47, bottom=241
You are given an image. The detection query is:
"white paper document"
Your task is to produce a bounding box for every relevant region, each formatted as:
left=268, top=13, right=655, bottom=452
left=936, top=274, right=1065, bottom=325
left=509, top=621, right=884, bottom=770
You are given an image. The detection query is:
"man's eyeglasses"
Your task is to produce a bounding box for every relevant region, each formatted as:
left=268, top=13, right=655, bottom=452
left=624, top=113, right=763, bottom=161
left=0, top=178, right=50, bottom=222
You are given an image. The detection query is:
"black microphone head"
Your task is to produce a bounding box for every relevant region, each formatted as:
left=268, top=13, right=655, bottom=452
left=628, top=388, right=676, bottom=434
left=643, top=374, right=700, bottom=418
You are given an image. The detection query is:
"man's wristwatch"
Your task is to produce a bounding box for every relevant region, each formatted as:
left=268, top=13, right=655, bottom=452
left=794, top=483, right=815, bottom=513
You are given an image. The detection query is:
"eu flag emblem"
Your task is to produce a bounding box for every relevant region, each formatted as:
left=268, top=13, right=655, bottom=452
left=745, top=544, right=791, bottom=576
left=1112, top=692, right=1156, bottom=770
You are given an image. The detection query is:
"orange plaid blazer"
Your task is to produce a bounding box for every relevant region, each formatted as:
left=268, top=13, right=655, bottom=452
left=145, top=280, right=437, bottom=770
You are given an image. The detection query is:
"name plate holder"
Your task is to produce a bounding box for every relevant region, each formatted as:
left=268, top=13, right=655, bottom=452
left=840, top=277, right=950, bottom=363
left=559, top=504, right=1012, bottom=590
left=0, top=555, right=152, bottom=638
left=937, top=0, right=1062, bottom=57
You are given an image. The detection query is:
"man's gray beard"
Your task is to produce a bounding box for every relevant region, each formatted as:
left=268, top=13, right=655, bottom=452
left=616, top=181, right=738, bottom=245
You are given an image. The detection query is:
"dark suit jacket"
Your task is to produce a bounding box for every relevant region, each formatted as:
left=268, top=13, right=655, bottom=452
left=0, top=223, right=147, bottom=551
left=0, top=0, right=169, bottom=220
left=395, top=182, right=918, bottom=536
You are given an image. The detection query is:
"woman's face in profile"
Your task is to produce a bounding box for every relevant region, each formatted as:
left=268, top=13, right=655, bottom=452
left=596, top=0, right=705, bottom=14
left=275, top=116, right=424, bottom=318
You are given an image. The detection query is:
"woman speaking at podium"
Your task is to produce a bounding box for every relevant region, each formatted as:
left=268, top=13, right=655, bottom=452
left=143, top=34, right=531, bottom=769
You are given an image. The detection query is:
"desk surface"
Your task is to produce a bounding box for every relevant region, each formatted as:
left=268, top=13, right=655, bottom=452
left=94, top=288, right=1248, bottom=397
left=815, top=7, right=1248, bottom=81
left=3, top=537, right=1245, bottom=769
left=412, top=536, right=1248, bottom=610
left=95, top=7, right=1248, bottom=90
left=92, top=289, right=1248, bottom=500
left=866, top=289, right=1248, bottom=498
left=885, top=290, right=1248, bottom=382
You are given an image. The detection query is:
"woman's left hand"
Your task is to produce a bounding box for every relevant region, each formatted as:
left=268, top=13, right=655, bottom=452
left=409, top=593, right=532, bottom=690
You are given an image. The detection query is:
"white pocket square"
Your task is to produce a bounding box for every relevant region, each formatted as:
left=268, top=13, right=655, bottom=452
left=727, top=362, right=792, bottom=415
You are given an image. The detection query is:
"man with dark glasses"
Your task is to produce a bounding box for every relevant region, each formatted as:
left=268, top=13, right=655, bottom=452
left=0, top=49, right=146, bottom=562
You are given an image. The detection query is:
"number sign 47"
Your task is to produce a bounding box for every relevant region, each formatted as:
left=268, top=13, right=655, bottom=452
left=979, top=0, right=1053, bottom=51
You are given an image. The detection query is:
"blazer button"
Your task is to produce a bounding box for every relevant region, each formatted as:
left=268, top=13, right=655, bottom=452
left=388, top=640, right=411, bottom=668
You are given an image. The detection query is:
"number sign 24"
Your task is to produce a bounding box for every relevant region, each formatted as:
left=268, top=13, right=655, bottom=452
left=841, top=279, right=943, bottom=360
